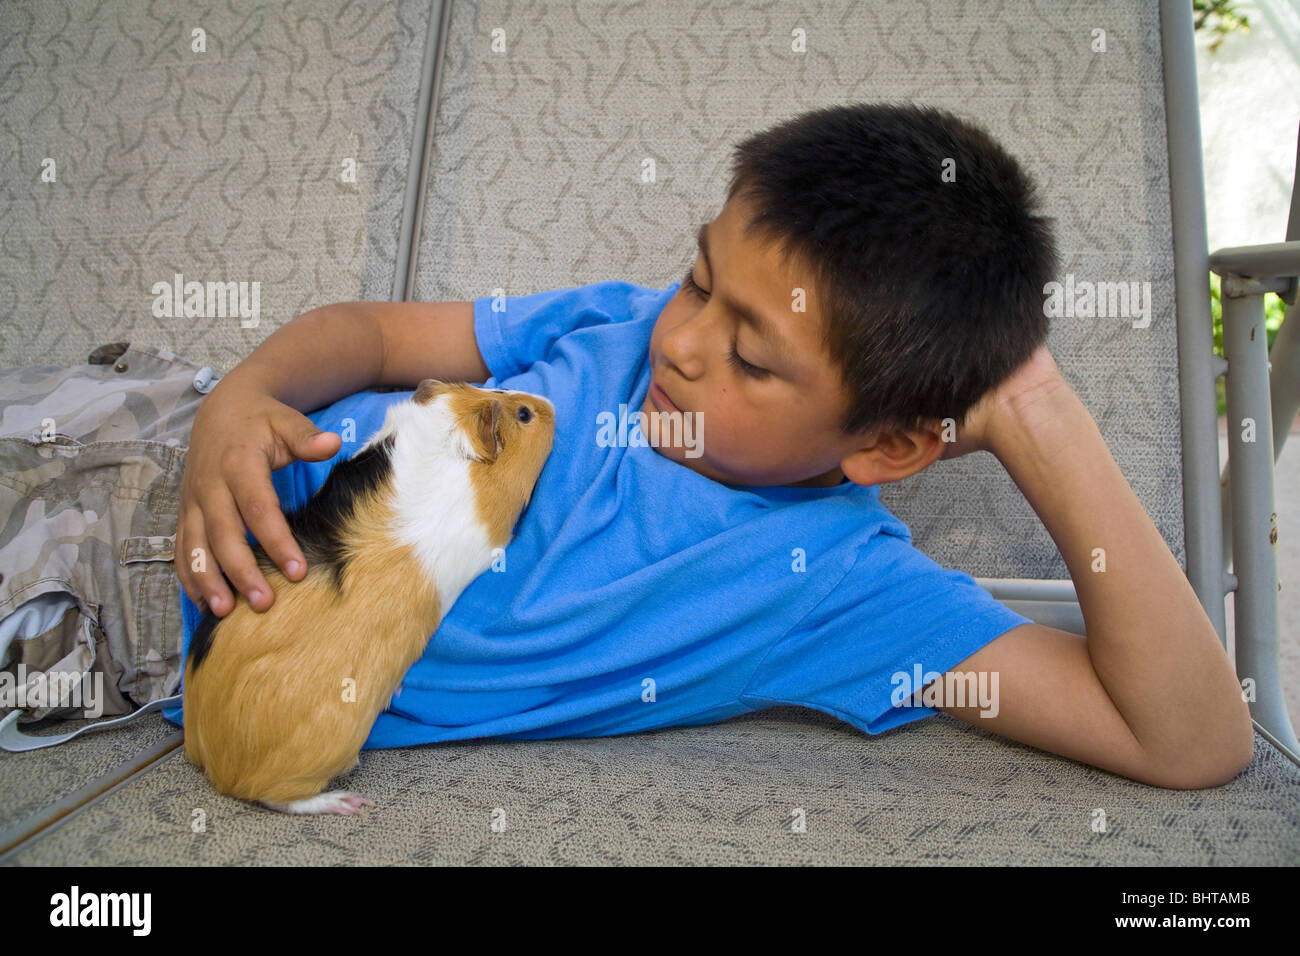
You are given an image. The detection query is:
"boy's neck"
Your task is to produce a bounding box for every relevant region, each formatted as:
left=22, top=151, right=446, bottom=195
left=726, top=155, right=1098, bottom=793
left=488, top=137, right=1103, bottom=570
left=788, top=465, right=847, bottom=488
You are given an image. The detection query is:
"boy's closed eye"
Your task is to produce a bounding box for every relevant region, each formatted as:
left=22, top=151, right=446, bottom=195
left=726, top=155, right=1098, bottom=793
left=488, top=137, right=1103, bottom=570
left=680, top=266, right=772, bottom=380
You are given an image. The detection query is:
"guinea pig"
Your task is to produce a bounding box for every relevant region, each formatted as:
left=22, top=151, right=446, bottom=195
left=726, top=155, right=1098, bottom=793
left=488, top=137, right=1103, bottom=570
left=182, top=380, right=555, bottom=815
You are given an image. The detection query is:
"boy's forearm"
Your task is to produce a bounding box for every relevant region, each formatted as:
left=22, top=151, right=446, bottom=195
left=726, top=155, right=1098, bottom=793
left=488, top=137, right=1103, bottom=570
left=218, top=303, right=385, bottom=413
left=986, top=383, right=1252, bottom=769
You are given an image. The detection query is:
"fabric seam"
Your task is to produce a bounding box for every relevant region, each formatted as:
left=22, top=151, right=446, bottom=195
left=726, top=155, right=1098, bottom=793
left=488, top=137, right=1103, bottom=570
left=475, top=296, right=523, bottom=381
left=735, top=545, right=863, bottom=707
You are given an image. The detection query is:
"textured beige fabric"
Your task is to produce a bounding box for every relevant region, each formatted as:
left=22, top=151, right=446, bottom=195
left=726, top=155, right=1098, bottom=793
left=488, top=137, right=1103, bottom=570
left=0, top=0, right=432, bottom=372
left=0, top=715, right=181, bottom=852
left=3, top=709, right=1296, bottom=865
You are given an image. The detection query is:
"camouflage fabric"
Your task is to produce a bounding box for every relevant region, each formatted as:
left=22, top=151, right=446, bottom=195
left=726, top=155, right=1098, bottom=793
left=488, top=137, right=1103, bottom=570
left=0, top=343, right=220, bottom=722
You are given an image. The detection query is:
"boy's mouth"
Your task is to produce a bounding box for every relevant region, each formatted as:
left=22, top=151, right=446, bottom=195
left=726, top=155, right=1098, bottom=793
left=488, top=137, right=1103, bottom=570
left=649, top=380, right=682, bottom=414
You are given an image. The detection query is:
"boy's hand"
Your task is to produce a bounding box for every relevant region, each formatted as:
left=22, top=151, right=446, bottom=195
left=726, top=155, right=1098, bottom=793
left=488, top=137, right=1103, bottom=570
left=177, top=379, right=341, bottom=617
left=939, top=344, right=1070, bottom=461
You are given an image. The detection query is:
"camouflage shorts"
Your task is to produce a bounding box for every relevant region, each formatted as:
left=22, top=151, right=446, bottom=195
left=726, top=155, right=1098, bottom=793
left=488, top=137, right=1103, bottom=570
left=0, top=342, right=221, bottom=723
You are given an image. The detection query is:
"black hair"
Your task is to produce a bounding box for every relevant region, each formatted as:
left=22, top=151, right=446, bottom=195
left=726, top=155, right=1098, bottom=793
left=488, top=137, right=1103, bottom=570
left=724, top=102, right=1058, bottom=436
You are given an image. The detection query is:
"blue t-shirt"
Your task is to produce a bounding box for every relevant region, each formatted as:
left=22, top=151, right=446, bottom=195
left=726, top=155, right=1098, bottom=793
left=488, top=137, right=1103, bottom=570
left=163, top=279, right=1031, bottom=746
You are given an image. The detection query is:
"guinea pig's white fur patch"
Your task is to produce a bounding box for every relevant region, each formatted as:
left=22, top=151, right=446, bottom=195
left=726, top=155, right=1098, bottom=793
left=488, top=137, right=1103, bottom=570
left=367, top=395, right=496, bottom=608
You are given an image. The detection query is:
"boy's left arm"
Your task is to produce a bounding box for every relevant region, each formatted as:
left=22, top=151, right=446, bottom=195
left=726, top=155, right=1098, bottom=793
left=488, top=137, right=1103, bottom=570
left=932, top=346, right=1254, bottom=789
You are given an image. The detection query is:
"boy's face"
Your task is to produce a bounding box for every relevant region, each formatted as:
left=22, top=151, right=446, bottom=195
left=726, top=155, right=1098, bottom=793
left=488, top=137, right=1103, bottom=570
left=641, top=193, right=945, bottom=488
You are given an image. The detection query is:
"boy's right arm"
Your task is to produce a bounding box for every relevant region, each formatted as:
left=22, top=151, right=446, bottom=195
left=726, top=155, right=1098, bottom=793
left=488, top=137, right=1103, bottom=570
left=178, top=300, right=485, bottom=618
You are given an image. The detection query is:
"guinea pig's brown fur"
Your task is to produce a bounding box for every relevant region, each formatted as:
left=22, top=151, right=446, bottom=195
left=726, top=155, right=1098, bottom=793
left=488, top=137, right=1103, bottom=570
left=182, top=380, right=555, bottom=814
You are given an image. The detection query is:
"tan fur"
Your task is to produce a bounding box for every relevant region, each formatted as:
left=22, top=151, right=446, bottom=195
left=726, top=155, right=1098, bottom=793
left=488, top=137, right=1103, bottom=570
left=182, top=379, right=554, bottom=807
left=183, top=490, right=439, bottom=804
left=438, top=384, right=556, bottom=548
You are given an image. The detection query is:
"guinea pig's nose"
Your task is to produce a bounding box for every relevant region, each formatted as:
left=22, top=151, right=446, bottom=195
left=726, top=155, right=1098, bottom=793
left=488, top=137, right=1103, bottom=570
left=517, top=405, right=533, bottom=424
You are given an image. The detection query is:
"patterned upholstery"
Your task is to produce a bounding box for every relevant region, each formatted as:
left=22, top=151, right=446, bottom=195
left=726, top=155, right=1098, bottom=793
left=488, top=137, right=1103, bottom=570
left=0, top=0, right=431, bottom=370
left=0, top=709, right=1295, bottom=865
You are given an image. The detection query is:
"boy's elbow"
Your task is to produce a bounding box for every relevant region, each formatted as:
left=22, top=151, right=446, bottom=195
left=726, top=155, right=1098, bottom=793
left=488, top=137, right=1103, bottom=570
left=1217, top=724, right=1256, bottom=785
left=1172, top=747, right=1252, bottom=790
left=1148, top=712, right=1255, bottom=790
left=1205, top=698, right=1257, bottom=787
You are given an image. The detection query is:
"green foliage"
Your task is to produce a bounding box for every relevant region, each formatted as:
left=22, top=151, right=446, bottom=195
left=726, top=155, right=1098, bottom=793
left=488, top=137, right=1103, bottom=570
left=1194, top=0, right=1251, bottom=53
left=1210, top=271, right=1288, bottom=415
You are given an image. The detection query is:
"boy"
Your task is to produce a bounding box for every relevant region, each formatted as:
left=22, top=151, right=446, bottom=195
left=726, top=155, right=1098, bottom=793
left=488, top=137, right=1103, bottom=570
left=174, top=103, right=1252, bottom=789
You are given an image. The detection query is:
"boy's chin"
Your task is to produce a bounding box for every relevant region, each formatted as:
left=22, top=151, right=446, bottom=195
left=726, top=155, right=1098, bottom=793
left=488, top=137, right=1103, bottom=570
left=649, top=441, right=718, bottom=475
left=649, top=443, right=834, bottom=488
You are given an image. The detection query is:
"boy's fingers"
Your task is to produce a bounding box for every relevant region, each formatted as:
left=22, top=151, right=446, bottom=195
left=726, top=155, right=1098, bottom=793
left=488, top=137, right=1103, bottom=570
left=203, top=486, right=276, bottom=613
left=227, top=467, right=305, bottom=582
left=174, top=513, right=201, bottom=608
left=267, top=409, right=339, bottom=468
left=290, top=424, right=340, bottom=463
left=177, top=504, right=232, bottom=617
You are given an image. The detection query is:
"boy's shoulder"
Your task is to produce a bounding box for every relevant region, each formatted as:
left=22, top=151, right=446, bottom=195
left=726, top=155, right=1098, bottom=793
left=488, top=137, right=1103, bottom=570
left=471, top=279, right=677, bottom=382
left=475, top=279, right=673, bottom=323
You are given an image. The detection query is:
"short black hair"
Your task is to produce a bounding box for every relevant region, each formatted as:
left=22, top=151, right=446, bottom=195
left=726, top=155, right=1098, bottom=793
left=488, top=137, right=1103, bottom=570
left=724, top=102, right=1058, bottom=436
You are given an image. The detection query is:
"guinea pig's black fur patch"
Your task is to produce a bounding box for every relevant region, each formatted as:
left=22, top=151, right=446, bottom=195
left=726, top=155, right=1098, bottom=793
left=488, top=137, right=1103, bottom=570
left=187, top=608, right=221, bottom=674
left=186, top=431, right=397, bottom=676
left=272, top=431, right=398, bottom=592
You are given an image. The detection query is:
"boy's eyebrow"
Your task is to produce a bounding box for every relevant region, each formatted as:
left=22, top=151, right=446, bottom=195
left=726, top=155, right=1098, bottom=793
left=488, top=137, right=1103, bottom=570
left=696, top=222, right=795, bottom=366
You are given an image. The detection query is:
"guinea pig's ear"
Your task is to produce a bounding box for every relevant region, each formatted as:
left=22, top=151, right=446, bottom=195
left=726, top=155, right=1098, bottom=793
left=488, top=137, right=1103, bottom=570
left=466, top=398, right=504, bottom=462
left=413, top=379, right=445, bottom=406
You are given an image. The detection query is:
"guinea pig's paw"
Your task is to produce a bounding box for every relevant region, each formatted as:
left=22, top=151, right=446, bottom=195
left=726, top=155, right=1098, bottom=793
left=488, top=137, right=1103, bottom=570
left=261, top=791, right=375, bottom=816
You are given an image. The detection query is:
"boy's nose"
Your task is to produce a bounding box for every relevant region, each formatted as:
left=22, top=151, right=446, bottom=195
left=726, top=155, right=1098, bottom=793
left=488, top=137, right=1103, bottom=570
left=660, top=321, right=710, bottom=380
left=658, top=341, right=699, bottom=382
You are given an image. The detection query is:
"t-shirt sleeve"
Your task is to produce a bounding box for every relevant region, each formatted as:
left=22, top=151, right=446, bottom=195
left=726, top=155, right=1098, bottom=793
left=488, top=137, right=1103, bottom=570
left=472, top=280, right=655, bottom=381
left=739, top=529, right=1034, bottom=735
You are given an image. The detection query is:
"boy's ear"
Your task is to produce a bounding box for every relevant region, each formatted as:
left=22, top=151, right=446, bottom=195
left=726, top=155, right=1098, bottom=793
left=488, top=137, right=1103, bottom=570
left=840, top=422, right=946, bottom=486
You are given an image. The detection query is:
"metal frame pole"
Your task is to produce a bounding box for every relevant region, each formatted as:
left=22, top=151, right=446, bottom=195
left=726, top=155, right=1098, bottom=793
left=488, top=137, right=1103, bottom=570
left=393, top=0, right=452, bottom=303
left=1219, top=272, right=1300, bottom=760
left=1159, top=0, right=1231, bottom=644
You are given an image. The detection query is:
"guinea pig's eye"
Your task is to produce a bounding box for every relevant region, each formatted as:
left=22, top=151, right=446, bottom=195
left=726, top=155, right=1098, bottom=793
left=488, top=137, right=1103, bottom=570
left=517, top=405, right=533, bottom=424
